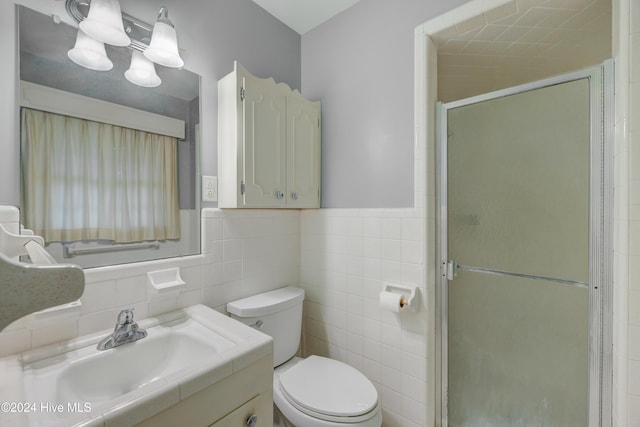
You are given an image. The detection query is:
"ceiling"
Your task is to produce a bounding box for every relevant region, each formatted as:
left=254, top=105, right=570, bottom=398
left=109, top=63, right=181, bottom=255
left=252, top=0, right=360, bottom=34
left=250, top=0, right=611, bottom=100
left=433, top=0, right=611, bottom=102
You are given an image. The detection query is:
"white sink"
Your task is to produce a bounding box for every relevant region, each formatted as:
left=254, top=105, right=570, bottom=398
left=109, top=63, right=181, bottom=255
left=25, top=317, right=235, bottom=405
left=0, top=304, right=272, bottom=427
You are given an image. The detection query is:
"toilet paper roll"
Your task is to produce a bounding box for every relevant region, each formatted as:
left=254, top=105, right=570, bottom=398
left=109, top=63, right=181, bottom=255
left=379, top=291, right=403, bottom=313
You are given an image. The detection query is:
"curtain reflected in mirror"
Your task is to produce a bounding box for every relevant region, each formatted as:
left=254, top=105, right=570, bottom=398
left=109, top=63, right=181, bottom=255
left=18, top=5, right=201, bottom=268
left=21, top=108, right=181, bottom=243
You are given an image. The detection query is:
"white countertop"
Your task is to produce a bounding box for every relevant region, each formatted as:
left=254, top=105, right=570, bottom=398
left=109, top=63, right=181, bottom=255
left=0, top=305, right=272, bottom=427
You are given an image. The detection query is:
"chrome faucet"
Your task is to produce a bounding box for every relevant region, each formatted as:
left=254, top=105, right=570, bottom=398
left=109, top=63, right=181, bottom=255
left=97, top=309, right=147, bottom=351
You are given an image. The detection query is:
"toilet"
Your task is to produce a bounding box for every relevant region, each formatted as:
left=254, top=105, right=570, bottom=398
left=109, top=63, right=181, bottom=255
left=227, top=286, right=382, bottom=427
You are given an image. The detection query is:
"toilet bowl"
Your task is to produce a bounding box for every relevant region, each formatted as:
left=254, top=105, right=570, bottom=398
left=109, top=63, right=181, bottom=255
left=227, top=287, right=382, bottom=427
left=273, top=356, right=382, bottom=427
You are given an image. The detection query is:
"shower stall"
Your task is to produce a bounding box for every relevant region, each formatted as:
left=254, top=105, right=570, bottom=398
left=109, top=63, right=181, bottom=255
left=436, top=63, right=613, bottom=426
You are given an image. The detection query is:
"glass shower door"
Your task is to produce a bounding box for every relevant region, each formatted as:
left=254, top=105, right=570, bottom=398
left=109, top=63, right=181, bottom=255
left=444, top=78, right=591, bottom=426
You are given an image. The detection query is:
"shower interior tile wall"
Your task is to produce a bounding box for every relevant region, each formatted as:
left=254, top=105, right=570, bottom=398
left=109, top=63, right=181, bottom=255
left=629, top=0, right=640, bottom=420
left=0, top=209, right=301, bottom=356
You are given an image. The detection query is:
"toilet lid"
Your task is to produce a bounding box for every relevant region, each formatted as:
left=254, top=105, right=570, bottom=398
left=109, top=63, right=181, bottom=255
left=278, top=356, right=378, bottom=418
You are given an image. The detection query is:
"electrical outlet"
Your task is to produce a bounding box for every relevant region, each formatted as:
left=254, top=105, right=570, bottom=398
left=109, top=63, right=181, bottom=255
left=202, top=176, right=218, bottom=202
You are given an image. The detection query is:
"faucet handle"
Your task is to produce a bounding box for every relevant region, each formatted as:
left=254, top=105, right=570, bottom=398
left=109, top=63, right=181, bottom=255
left=117, top=309, right=135, bottom=325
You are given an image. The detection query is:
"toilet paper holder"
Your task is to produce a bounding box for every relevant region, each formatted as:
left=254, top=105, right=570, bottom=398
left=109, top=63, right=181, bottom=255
left=382, top=283, right=418, bottom=311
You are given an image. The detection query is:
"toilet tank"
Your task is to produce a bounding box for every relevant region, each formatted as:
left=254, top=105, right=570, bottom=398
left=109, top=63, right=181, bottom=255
left=227, top=286, right=304, bottom=367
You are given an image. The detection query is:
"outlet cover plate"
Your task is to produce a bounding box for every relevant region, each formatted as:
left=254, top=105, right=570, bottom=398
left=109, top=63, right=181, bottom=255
left=202, top=176, right=218, bottom=202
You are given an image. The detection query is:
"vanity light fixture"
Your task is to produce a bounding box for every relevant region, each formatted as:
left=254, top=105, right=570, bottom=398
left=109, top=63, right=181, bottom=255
left=125, top=51, right=161, bottom=87
left=67, top=29, right=114, bottom=71
left=78, top=0, right=130, bottom=47
left=143, top=7, right=184, bottom=69
left=64, top=0, right=184, bottom=87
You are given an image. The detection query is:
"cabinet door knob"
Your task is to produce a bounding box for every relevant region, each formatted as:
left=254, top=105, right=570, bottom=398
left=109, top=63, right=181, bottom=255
left=291, top=192, right=299, bottom=200
left=276, top=191, right=285, bottom=199
left=246, top=414, right=258, bottom=427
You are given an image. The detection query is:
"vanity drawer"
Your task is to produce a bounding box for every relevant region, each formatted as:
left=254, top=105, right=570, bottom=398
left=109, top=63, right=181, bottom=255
left=210, top=394, right=269, bottom=427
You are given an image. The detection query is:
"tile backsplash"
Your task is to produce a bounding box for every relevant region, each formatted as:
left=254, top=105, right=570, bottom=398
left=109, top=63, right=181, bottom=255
left=0, top=208, right=300, bottom=356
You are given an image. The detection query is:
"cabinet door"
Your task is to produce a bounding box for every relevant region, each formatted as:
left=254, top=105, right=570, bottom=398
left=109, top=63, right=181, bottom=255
left=287, top=96, right=321, bottom=208
left=242, top=74, right=287, bottom=207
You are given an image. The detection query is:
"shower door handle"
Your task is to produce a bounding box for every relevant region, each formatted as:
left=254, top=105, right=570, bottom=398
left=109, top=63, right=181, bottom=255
left=446, top=260, right=458, bottom=280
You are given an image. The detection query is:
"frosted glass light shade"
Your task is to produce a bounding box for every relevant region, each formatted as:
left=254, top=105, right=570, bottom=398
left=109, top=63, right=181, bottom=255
left=143, top=8, right=184, bottom=68
left=67, top=29, right=113, bottom=71
left=125, top=51, right=161, bottom=87
left=79, top=0, right=130, bottom=47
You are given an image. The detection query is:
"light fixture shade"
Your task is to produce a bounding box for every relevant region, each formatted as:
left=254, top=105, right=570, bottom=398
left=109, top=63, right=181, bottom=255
left=143, top=7, right=184, bottom=68
left=125, top=51, right=161, bottom=87
left=79, top=0, right=130, bottom=47
left=67, top=29, right=113, bottom=71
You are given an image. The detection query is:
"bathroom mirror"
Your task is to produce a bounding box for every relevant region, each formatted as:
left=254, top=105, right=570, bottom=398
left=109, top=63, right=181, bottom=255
left=18, top=5, right=201, bottom=268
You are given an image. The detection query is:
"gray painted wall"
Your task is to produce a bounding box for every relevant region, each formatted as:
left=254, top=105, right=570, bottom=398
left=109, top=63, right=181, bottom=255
left=301, top=0, right=468, bottom=208
left=0, top=0, right=301, bottom=206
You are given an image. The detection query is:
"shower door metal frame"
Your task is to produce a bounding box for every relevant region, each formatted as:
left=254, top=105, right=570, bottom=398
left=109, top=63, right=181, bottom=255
left=435, top=61, right=614, bottom=427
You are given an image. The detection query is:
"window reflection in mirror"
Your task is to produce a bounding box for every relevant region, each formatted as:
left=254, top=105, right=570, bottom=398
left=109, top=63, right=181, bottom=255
left=18, top=5, right=201, bottom=268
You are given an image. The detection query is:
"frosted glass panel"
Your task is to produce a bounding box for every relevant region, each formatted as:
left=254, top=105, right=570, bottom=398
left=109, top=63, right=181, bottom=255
left=446, top=78, right=592, bottom=426
left=447, top=79, right=590, bottom=283
left=448, top=271, right=589, bottom=427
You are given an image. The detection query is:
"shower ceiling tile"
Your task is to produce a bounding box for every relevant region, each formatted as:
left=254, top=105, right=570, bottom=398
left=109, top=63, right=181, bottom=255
left=538, top=27, right=573, bottom=44
left=496, top=25, right=531, bottom=42
left=484, top=2, right=518, bottom=24
left=538, top=9, right=577, bottom=27
left=463, top=40, right=495, bottom=54
left=513, top=7, right=555, bottom=26
left=503, top=42, right=534, bottom=56
left=441, top=39, right=469, bottom=53
left=437, top=0, right=611, bottom=101
left=518, top=26, right=554, bottom=43
left=560, top=10, right=589, bottom=29
left=474, top=24, right=510, bottom=41
left=516, top=0, right=543, bottom=12
left=454, top=13, right=487, bottom=36
left=430, top=26, right=459, bottom=45
left=480, top=41, right=512, bottom=55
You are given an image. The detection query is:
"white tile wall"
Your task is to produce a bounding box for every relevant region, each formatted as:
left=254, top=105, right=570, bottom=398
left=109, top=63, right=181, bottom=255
left=629, top=0, right=640, bottom=423
left=0, top=208, right=300, bottom=357
left=300, top=207, right=429, bottom=427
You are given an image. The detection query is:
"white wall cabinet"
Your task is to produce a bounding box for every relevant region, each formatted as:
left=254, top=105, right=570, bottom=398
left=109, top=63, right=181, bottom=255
left=218, top=62, right=321, bottom=208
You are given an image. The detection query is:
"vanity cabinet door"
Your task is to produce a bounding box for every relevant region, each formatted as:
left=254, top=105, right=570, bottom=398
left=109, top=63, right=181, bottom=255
left=242, top=72, right=287, bottom=208
left=287, top=95, right=321, bottom=208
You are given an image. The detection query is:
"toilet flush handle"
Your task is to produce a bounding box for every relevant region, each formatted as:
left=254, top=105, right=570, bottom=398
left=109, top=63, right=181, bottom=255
left=249, top=320, right=263, bottom=329
left=246, top=414, right=258, bottom=427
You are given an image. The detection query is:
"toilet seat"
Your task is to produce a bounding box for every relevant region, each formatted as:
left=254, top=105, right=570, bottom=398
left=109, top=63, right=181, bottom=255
left=278, top=356, right=379, bottom=423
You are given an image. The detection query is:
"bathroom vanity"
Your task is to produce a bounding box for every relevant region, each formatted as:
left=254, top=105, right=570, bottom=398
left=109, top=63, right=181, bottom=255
left=0, top=305, right=273, bottom=427
left=137, top=354, right=272, bottom=427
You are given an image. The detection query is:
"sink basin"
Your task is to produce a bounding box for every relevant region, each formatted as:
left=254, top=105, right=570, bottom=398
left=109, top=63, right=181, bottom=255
left=25, top=317, right=235, bottom=405
left=3, top=304, right=273, bottom=427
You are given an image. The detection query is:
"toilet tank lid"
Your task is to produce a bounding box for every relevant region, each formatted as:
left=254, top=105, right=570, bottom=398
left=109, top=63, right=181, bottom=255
left=227, top=286, right=304, bottom=317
